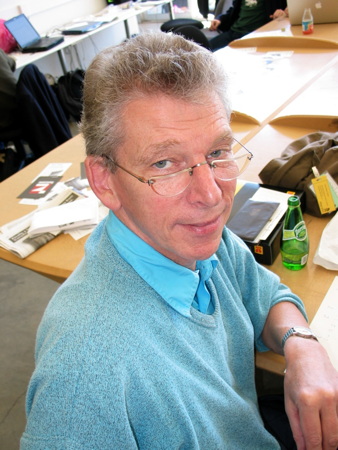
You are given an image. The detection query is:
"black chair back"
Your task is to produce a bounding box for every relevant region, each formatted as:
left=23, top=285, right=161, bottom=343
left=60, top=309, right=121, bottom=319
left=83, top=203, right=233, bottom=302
left=173, top=25, right=212, bottom=50
left=160, top=18, right=204, bottom=33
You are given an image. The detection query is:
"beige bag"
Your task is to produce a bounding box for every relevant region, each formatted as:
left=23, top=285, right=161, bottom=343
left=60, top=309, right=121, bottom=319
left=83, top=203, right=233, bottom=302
left=259, top=131, right=338, bottom=217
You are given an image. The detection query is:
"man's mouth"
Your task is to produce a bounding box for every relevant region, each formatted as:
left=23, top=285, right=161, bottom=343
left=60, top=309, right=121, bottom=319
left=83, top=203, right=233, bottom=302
left=181, top=214, right=224, bottom=235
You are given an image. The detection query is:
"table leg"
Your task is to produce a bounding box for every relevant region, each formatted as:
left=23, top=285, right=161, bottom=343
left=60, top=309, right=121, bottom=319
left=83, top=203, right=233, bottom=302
left=168, top=0, right=175, bottom=20
left=57, top=49, right=68, bottom=74
left=124, top=19, right=131, bottom=38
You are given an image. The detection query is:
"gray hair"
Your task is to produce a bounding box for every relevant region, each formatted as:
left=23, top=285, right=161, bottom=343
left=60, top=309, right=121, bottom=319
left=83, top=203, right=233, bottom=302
left=80, top=32, right=231, bottom=162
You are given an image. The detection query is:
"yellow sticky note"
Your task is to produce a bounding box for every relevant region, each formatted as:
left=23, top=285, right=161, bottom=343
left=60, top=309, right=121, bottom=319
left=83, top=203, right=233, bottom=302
left=311, top=175, right=336, bottom=214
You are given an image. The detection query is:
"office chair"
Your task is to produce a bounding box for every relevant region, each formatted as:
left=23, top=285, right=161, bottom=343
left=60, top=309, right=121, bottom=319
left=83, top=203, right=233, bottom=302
left=160, top=18, right=204, bottom=33
left=0, top=49, right=29, bottom=179
left=173, top=25, right=212, bottom=49
left=161, top=0, right=232, bottom=47
left=16, top=64, right=72, bottom=159
left=0, top=126, right=28, bottom=181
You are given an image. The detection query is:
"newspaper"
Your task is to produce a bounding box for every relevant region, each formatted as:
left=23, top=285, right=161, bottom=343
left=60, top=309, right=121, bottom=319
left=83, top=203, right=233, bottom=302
left=0, top=189, right=82, bottom=259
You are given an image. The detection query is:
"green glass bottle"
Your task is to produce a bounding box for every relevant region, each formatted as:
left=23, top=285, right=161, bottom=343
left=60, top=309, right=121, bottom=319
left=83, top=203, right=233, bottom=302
left=281, top=196, right=309, bottom=270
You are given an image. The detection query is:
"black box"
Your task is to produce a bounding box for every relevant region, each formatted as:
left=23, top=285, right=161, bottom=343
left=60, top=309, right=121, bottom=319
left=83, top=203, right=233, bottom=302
left=228, top=182, right=305, bottom=265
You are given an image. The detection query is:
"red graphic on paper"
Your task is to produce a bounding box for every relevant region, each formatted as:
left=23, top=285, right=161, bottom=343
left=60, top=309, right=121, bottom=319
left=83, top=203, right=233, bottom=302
left=29, top=182, right=54, bottom=195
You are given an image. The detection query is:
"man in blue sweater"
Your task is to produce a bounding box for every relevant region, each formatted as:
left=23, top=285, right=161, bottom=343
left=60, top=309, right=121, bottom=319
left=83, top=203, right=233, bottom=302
left=21, top=33, right=338, bottom=449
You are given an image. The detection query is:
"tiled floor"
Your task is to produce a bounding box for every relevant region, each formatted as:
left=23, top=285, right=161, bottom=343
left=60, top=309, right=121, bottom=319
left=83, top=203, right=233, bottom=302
left=0, top=259, right=60, bottom=449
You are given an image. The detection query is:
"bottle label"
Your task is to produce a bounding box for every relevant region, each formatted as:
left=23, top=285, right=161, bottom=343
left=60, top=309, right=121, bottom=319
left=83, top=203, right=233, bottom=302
left=302, top=21, right=314, bottom=34
left=283, top=221, right=308, bottom=241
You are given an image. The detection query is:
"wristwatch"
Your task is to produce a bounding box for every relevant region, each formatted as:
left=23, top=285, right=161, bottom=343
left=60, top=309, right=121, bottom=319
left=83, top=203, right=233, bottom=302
left=282, top=326, right=318, bottom=350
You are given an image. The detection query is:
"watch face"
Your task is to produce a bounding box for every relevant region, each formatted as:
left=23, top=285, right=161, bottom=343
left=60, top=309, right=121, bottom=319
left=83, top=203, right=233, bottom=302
left=282, top=327, right=318, bottom=350
left=294, top=327, right=314, bottom=336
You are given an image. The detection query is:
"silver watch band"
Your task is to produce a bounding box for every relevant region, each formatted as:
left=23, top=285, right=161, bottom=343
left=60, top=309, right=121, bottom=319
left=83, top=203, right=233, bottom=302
left=282, top=327, right=318, bottom=350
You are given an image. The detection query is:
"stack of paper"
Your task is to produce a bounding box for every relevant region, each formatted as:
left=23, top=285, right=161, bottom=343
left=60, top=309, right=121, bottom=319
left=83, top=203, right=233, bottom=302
left=0, top=189, right=82, bottom=259
left=28, top=197, right=99, bottom=237
left=0, top=162, right=109, bottom=258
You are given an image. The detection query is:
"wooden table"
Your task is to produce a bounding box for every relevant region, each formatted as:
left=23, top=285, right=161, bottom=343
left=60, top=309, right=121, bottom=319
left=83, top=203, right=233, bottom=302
left=1, top=135, right=87, bottom=283
left=215, top=46, right=338, bottom=126
left=230, top=17, right=338, bottom=49
left=270, top=58, right=338, bottom=127
left=256, top=212, right=334, bottom=374
left=242, top=123, right=338, bottom=374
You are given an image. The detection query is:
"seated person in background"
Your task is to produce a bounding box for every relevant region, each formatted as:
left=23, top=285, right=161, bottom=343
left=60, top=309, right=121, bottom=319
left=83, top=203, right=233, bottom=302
left=209, top=0, right=288, bottom=51
left=0, top=49, right=18, bottom=135
left=21, top=33, right=338, bottom=450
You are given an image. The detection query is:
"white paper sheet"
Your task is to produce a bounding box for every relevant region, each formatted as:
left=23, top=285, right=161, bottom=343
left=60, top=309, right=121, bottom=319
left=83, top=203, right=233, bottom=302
left=313, top=212, right=338, bottom=270
left=310, top=277, right=338, bottom=371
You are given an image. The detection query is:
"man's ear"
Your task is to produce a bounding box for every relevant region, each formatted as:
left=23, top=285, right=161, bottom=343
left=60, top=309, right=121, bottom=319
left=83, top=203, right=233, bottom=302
left=85, top=156, right=121, bottom=211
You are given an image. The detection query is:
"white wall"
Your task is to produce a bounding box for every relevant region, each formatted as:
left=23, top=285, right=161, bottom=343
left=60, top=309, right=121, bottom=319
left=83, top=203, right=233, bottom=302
left=0, top=0, right=106, bottom=32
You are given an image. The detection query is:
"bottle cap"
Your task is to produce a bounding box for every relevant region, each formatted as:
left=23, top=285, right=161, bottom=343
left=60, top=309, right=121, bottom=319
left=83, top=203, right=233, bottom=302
left=288, top=195, right=300, bottom=207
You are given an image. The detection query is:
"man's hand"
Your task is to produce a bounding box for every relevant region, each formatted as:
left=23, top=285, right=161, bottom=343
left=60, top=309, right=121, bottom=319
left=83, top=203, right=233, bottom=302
left=283, top=338, right=338, bottom=449
left=209, top=19, right=221, bottom=31
left=270, top=8, right=288, bottom=20
left=262, top=302, right=338, bottom=449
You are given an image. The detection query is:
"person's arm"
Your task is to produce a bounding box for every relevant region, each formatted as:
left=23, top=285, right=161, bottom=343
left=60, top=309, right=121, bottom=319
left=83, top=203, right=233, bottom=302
left=270, top=8, right=288, bottom=19
left=262, top=301, right=338, bottom=450
left=209, top=19, right=221, bottom=30
left=211, top=2, right=235, bottom=32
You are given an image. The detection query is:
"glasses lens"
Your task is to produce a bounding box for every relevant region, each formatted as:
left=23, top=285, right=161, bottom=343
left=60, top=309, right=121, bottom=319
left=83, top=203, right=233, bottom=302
left=213, top=153, right=250, bottom=181
left=150, top=170, right=192, bottom=197
left=148, top=147, right=252, bottom=196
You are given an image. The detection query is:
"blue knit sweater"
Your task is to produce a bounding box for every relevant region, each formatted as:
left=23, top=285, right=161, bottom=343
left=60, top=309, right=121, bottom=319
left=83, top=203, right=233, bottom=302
left=21, top=217, right=305, bottom=449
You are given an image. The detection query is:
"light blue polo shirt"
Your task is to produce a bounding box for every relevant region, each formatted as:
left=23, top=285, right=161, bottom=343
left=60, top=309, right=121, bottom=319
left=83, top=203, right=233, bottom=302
left=106, top=211, right=218, bottom=317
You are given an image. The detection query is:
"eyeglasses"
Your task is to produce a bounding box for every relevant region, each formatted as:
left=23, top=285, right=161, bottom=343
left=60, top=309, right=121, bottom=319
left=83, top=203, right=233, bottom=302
left=104, top=139, right=253, bottom=197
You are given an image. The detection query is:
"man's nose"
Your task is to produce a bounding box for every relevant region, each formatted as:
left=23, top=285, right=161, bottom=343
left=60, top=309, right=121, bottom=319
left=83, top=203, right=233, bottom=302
left=185, top=163, right=223, bottom=206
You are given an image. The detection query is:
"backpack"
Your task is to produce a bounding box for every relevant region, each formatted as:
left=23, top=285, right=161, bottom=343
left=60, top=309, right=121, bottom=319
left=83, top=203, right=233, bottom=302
left=55, top=69, right=85, bottom=122
left=0, top=19, right=16, bottom=53
left=259, top=131, right=338, bottom=217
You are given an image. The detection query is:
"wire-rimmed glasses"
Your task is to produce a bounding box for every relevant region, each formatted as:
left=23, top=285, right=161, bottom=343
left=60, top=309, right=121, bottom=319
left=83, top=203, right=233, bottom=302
left=104, top=139, right=253, bottom=197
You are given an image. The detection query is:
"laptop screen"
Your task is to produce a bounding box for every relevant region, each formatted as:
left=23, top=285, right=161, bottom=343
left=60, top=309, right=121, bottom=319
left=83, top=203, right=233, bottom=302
left=5, top=14, right=40, bottom=48
left=287, top=0, right=338, bottom=25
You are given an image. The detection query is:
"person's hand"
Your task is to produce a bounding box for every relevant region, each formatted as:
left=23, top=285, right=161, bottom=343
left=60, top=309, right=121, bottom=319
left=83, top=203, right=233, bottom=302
left=284, top=338, right=338, bottom=449
left=270, top=8, right=288, bottom=20
left=209, top=19, right=221, bottom=31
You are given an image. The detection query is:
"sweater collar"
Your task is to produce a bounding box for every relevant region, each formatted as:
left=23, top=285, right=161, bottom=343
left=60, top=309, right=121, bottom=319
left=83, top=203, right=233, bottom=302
left=105, top=212, right=218, bottom=317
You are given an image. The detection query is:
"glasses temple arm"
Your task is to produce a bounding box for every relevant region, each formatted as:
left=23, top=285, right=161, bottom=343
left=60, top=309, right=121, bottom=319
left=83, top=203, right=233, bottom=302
left=101, top=154, right=149, bottom=184
left=233, top=138, right=254, bottom=159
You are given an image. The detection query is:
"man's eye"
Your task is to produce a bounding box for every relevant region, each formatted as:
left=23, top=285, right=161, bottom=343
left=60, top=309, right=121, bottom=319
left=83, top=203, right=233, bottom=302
left=153, top=160, right=171, bottom=169
left=209, top=149, right=230, bottom=159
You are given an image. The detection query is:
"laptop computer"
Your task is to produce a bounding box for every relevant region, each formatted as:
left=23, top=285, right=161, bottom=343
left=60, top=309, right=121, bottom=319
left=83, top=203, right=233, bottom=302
left=61, top=21, right=103, bottom=35
left=287, top=0, right=338, bottom=25
left=4, top=14, right=64, bottom=53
